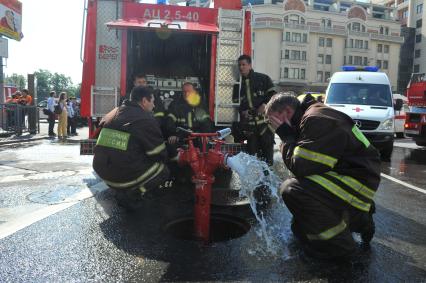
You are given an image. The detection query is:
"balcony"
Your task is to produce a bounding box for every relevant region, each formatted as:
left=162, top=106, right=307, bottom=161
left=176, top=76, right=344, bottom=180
left=279, top=78, right=308, bottom=86
left=284, top=23, right=309, bottom=31
left=309, top=26, right=347, bottom=36
left=371, top=33, right=404, bottom=43
left=281, top=58, right=308, bottom=65
left=253, top=20, right=283, bottom=29
left=345, top=48, right=370, bottom=54
left=348, top=30, right=370, bottom=38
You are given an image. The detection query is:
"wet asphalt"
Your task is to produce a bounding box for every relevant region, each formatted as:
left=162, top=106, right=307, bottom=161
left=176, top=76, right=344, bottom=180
left=0, top=139, right=425, bottom=282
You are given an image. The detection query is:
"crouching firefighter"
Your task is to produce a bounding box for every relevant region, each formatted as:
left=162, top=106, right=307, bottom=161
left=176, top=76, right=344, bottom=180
left=93, top=86, right=170, bottom=211
left=265, top=93, right=380, bottom=259
left=233, top=55, right=276, bottom=165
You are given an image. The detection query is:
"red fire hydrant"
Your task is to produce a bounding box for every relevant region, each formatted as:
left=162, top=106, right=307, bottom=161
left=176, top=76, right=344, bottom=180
left=177, top=132, right=227, bottom=243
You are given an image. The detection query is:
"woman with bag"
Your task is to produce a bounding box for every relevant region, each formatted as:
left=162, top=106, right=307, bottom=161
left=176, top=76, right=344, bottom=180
left=57, top=92, right=68, bottom=140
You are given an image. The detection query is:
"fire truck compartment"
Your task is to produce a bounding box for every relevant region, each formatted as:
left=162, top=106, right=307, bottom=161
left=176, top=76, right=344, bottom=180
left=126, top=30, right=213, bottom=108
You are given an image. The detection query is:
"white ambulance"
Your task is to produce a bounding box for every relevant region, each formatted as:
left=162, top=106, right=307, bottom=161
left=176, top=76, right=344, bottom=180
left=324, top=66, right=402, bottom=160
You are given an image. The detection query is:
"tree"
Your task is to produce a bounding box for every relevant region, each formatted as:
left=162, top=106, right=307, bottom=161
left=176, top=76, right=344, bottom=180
left=50, top=72, right=73, bottom=95
left=5, top=73, right=26, bottom=89
left=34, top=69, right=53, bottom=100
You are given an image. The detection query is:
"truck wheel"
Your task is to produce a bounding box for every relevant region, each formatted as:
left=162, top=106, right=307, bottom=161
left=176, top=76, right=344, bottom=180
left=415, top=141, right=426, bottom=147
left=395, top=132, right=405, bottom=138
left=380, top=142, right=393, bottom=161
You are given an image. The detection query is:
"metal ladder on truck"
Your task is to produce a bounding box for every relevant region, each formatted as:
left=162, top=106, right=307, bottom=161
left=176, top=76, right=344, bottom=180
left=214, top=8, right=245, bottom=126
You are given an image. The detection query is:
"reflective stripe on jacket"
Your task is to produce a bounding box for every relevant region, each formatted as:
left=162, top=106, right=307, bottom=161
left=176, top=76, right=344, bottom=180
left=277, top=99, right=381, bottom=212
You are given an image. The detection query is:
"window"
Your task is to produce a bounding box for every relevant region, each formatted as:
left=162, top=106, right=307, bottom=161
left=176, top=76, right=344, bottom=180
left=377, top=60, right=382, bottom=68
left=380, top=26, right=384, bottom=34
left=326, top=38, right=332, bottom=47
left=354, top=56, right=363, bottom=65
left=302, top=33, right=308, bottom=43
left=285, top=50, right=289, bottom=59
left=326, top=83, right=392, bottom=107
left=365, top=41, right=369, bottom=49
left=325, top=72, right=331, bottom=81
left=317, top=71, right=323, bottom=82
left=363, top=57, right=368, bottom=66
left=292, top=33, right=302, bottom=42
left=289, top=68, right=300, bottom=79
left=325, top=55, right=331, bottom=64
left=291, top=50, right=301, bottom=60
left=344, top=56, right=347, bottom=65
left=353, top=22, right=361, bottom=32
left=285, top=32, right=291, bottom=41
left=385, top=27, right=389, bottom=35
left=321, top=18, right=332, bottom=28
left=414, top=64, right=420, bottom=73
left=416, top=34, right=422, bottom=43
left=416, top=19, right=422, bottom=28
left=415, top=49, right=421, bottom=58
left=319, top=37, right=325, bottom=47
left=377, top=44, right=383, bottom=52
left=302, top=51, right=307, bottom=60
left=383, top=60, right=388, bottom=69
left=301, top=69, right=306, bottom=80
left=349, top=39, right=354, bottom=48
left=284, top=67, right=289, bottom=78
left=384, top=45, right=389, bottom=53
left=349, top=56, right=353, bottom=64
left=318, top=54, right=324, bottom=64
left=417, top=4, right=423, bottom=14
left=252, top=32, right=255, bottom=42
left=380, top=26, right=389, bottom=35
left=355, top=39, right=363, bottom=49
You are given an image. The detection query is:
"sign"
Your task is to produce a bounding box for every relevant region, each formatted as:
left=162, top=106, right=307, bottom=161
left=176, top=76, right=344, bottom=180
left=0, top=0, right=22, bottom=41
left=124, top=3, right=218, bottom=25
left=0, top=36, right=7, bottom=57
left=98, top=45, right=119, bottom=60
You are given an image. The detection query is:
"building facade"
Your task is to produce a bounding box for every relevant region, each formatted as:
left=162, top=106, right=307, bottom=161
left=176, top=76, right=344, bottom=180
left=248, top=0, right=403, bottom=92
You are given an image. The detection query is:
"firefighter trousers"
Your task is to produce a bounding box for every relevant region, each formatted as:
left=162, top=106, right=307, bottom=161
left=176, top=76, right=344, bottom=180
left=108, top=165, right=170, bottom=211
left=281, top=178, right=374, bottom=259
left=247, top=127, right=274, bottom=166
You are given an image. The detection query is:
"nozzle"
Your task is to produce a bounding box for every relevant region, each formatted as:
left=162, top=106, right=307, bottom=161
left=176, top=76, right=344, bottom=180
left=216, top=128, right=231, bottom=140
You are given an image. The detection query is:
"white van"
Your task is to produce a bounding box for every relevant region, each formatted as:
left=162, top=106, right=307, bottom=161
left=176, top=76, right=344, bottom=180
left=325, top=67, right=400, bottom=160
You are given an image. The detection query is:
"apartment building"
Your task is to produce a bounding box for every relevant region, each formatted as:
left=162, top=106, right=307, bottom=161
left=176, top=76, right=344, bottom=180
left=247, top=0, right=403, bottom=92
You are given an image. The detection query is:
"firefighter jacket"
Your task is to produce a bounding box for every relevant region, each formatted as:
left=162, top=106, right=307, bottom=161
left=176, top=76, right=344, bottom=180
left=165, top=98, right=213, bottom=136
left=93, top=100, right=168, bottom=185
left=276, top=97, right=381, bottom=213
left=232, top=69, right=276, bottom=136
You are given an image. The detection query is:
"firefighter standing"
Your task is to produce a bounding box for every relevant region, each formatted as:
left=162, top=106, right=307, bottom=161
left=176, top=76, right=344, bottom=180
left=93, top=86, right=170, bottom=211
left=265, top=93, right=380, bottom=259
left=233, top=55, right=276, bottom=165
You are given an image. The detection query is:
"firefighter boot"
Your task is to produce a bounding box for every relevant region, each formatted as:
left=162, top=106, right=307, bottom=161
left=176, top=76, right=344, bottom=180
left=360, top=202, right=376, bottom=246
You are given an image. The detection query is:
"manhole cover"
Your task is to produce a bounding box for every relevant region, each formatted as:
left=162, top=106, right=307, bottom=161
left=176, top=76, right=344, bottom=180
left=27, top=186, right=84, bottom=204
left=26, top=171, right=76, bottom=180
left=164, top=213, right=250, bottom=243
left=211, top=189, right=250, bottom=206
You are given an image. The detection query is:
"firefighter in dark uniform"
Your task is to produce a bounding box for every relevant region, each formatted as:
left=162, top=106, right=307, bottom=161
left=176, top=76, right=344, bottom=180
left=165, top=82, right=213, bottom=146
left=125, top=74, right=166, bottom=132
left=93, top=86, right=169, bottom=210
left=233, top=55, right=276, bottom=165
left=265, top=93, right=380, bottom=259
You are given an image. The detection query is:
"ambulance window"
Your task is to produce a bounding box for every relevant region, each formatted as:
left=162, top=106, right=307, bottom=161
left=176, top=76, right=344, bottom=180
left=327, top=83, right=392, bottom=107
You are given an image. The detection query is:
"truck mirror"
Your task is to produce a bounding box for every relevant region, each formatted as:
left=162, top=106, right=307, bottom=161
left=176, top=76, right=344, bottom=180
left=394, top=98, right=403, bottom=111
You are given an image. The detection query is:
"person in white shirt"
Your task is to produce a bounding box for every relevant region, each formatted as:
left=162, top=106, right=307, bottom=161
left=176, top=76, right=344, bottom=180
left=47, top=91, right=56, bottom=137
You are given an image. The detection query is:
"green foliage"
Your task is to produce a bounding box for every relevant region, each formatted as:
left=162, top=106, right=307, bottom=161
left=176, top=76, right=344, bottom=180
left=33, top=69, right=80, bottom=101
left=5, top=73, right=26, bottom=89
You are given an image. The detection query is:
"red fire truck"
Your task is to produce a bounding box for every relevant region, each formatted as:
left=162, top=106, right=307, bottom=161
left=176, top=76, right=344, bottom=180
left=80, top=0, right=252, bottom=138
left=404, top=73, right=426, bottom=146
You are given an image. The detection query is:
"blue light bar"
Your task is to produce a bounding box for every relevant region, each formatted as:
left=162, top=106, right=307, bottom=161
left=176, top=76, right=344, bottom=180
left=341, top=66, right=379, bottom=72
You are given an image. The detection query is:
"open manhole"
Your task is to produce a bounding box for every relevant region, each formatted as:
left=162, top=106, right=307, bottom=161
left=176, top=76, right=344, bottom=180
left=164, top=213, right=250, bottom=243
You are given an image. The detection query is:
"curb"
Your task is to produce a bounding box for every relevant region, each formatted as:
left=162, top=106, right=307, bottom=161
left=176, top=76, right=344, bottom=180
left=0, top=136, right=50, bottom=146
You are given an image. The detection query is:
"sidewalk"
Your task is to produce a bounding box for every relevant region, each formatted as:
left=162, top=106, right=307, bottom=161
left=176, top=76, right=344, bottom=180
left=0, top=121, right=89, bottom=145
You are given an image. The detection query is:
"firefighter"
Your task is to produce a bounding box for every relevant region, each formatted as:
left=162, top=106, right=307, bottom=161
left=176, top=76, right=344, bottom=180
left=233, top=54, right=276, bottom=165
left=127, top=74, right=166, bottom=131
left=165, top=82, right=213, bottom=145
left=93, top=86, right=170, bottom=211
left=265, top=93, right=380, bottom=259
